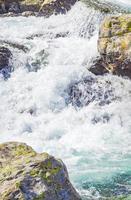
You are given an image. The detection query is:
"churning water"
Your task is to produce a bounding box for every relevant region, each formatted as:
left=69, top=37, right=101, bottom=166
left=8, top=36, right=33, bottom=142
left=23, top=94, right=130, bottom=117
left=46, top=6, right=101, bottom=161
left=0, top=1, right=131, bottom=199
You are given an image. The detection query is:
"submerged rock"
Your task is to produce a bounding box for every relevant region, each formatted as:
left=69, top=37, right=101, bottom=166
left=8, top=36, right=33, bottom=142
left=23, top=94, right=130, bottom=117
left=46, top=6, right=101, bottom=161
left=92, top=15, right=131, bottom=78
left=0, top=46, right=12, bottom=70
left=65, top=76, right=116, bottom=108
left=0, top=142, right=81, bottom=200
left=0, top=46, right=13, bottom=78
left=0, top=40, right=28, bottom=52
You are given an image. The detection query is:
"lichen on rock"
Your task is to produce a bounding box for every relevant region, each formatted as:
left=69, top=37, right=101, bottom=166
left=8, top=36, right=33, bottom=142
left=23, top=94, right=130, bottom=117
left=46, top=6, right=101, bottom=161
left=0, top=142, right=81, bottom=200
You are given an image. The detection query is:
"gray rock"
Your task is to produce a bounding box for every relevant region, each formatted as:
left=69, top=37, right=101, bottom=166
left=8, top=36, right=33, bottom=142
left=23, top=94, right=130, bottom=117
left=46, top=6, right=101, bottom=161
left=8, top=2, right=20, bottom=13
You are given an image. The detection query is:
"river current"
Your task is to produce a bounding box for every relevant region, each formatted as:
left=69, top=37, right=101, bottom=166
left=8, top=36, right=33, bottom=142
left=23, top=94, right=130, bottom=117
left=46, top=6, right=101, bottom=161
left=0, top=0, right=131, bottom=199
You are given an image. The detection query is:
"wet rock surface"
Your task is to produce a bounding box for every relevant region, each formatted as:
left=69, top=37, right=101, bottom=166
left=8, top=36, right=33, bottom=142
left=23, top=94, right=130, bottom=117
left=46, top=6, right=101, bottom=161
left=0, top=142, right=81, bottom=200
left=65, top=76, right=116, bottom=108
left=0, top=46, right=13, bottom=78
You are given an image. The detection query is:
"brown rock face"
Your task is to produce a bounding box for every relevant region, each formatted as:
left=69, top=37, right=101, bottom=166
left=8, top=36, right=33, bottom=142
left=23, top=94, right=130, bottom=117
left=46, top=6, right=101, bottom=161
left=0, top=142, right=81, bottom=200
left=96, top=15, right=131, bottom=78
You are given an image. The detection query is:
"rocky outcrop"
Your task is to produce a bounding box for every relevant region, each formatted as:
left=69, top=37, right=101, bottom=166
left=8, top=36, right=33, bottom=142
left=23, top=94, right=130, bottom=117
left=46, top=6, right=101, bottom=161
left=91, top=15, right=131, bottom=78
left=0, top=0, right=77, bottom=16
left=0, top=142, right=81, bottom=200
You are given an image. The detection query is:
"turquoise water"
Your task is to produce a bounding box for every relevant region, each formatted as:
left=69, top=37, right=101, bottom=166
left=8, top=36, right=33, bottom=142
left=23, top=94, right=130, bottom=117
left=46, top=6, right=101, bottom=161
left=0, top=1, right=131, bottom=199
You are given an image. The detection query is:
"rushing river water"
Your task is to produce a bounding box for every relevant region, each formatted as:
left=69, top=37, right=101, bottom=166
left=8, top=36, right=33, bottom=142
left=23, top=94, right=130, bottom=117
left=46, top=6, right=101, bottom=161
left=0, top=0, right=131, bottom=199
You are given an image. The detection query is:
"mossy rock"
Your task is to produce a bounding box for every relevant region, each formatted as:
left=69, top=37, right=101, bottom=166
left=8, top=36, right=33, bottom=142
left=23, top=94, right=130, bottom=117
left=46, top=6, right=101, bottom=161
left=99, top=15, right=131, bottom=38
left=94, top=14, right=131, bottom=78
left=0, top=142, right=81, bottom=200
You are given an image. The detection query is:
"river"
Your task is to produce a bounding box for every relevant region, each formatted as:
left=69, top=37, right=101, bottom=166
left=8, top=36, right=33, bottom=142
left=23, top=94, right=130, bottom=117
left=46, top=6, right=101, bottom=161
left=0, top=0, right=131, bottom=199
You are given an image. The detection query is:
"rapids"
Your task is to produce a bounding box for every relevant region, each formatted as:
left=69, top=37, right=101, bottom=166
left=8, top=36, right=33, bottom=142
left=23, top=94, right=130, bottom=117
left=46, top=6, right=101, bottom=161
left=0, top=0, right=131, bottom=199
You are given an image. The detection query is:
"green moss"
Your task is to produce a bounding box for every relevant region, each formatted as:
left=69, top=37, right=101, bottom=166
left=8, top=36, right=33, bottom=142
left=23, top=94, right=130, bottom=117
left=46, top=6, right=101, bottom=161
left=104, top=20, right=112, bottom=28
left=0, top=165, right=16, bottom=182
left=30, top=169, right=39, bottom=177
left=0, top=143, right=65, bottom=200
left=34, top=192, right=45, bottom=200
left=15, top=144, right=36, bottom=157
left=30, top=160, right=62, bottom=184
left=15, top=181, right=22, bottom=189
left=121, top=40, right=128, bottom=50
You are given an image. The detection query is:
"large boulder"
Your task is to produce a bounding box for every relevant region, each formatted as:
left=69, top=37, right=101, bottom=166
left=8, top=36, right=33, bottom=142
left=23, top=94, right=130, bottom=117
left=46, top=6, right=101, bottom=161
left=0, top=142, right=81, bottom=200
left=95, top=15, right=131, bottom=78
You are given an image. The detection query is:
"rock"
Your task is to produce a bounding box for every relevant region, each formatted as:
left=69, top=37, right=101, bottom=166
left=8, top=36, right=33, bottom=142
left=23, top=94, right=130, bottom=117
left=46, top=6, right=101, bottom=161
left=8, top=2, right=20, bottom=13
left=21, top=11, right=37, bottom=17
left=0, top=40, right=29, bottom=52
left=0, top=46, right=13, bottom=78
left=39, top=0, right=77, bottom=17
left=96, top=15, right=131, bottom=78
left=0, top=0, right=20, bottom=13
left=65, top=76, right=115, bottom=107
left=0, top=142, right=81, bottom=200
left=89, top=56, right=108, bottom=75
left=0, top=0, right=77, bottom=16
left=0, top=46, right=12, bottom=70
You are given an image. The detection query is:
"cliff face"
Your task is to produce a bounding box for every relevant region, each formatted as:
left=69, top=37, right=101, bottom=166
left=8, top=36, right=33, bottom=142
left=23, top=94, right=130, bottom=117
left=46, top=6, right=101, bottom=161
left=0, top=142, right=81, bottom=200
